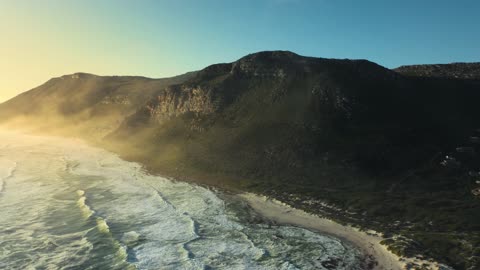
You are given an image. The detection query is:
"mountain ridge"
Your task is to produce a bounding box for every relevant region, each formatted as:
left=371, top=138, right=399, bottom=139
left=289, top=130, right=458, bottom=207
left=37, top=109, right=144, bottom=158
left=1, top=51, right=480, bottom=270
left=394, top=62, right=480, bottom=79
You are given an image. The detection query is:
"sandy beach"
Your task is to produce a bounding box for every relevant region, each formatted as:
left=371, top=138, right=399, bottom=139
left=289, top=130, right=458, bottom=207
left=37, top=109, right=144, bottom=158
left=239, top=193, right=456, bottom=270
left=239, top=193, right=405, bottom=270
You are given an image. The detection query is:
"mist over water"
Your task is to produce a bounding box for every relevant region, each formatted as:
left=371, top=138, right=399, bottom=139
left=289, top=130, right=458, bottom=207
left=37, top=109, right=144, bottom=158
left=0, top=130, right=364, bottom=269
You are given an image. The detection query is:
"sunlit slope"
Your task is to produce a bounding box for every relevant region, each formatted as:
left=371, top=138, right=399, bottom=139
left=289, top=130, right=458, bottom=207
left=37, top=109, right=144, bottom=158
left=0, top=72, right=195, bottom=137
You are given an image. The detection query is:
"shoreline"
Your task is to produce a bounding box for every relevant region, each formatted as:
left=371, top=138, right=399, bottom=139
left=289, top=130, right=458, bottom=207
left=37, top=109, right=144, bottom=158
left=238, top=192, right=447, bottom=270
left=0, top=128, right=454, bottom=270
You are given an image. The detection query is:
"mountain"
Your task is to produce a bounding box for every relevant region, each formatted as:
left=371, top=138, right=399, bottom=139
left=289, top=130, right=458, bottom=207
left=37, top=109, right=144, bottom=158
left=1, top=51, right=479, bottom=269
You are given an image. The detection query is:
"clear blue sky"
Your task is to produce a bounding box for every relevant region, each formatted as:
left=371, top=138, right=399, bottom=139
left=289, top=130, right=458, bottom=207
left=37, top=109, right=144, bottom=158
left=1, top=0, right=479, bottom=101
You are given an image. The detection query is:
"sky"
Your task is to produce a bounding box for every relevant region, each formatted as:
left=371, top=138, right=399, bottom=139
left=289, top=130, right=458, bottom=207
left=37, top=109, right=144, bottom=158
left=1, top=0, right=479, bottom=102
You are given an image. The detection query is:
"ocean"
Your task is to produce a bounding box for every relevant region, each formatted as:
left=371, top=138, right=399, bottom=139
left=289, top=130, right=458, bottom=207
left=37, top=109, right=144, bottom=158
left=0, top=130, right=364, bottom=270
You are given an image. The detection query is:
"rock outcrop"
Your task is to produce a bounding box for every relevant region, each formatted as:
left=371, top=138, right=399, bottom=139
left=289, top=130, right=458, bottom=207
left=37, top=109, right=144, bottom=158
left=145, top=85, right=221, bottom=122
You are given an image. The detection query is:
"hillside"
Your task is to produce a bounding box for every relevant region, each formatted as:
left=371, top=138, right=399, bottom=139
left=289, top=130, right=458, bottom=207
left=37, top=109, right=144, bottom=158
left=1, top=51, right=480, bottom=269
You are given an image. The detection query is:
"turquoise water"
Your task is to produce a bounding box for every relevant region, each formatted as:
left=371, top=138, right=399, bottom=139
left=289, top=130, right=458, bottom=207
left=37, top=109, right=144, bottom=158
left=0, top=131, right=364, bottom=270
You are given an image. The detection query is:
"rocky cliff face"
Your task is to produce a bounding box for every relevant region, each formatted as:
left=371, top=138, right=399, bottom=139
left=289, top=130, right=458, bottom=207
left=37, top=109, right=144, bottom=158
left=145, top=85, right=221, bottom=122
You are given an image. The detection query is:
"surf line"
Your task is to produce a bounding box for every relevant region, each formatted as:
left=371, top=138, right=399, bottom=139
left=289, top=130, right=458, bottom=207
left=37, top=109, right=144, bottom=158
left=76, top=190, right=95, bottom=219
left=76, top=190, right=111, bottom=234
left=75, top=189, right=135, bottom=267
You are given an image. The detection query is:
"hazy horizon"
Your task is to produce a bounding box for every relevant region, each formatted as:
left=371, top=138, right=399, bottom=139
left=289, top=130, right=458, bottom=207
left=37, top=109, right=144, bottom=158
left=2, top=0, right=479, bottom=102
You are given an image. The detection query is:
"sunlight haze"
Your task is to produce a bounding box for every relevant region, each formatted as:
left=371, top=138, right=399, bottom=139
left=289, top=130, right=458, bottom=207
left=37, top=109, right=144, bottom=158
left=1, top=1, right=480, bottom=269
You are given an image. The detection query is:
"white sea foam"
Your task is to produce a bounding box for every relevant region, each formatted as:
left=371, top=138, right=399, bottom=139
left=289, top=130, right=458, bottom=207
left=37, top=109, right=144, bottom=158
left=77, top=194, right=94, bottom=219
left=96, top=218, right=111, bottom=233
left=121, top=231, right=141, bottom=245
